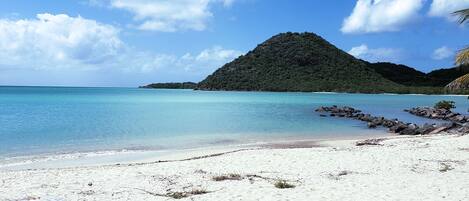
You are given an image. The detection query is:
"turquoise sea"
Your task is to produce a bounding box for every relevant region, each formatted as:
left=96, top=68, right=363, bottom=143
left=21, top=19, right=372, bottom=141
left=0, top=86, right=468, bottom=159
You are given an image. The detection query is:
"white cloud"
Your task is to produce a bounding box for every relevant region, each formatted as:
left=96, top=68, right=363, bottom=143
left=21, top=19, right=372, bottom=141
left=132, top=46, right=243, bottom=73
left=195, top=46, right=242, bottom=62
left=0, top=13, right=122, bottom=70
left=109, top=0, right=235, bottom=32
left=0, top=13, right=242, bottom=79
left=432, top=46, right=454, bottom=60
left=348, top=44, right=401, bottom=62
left=341, top=0, right=424, bottom=34
left=429, top=0, right=469, bottom=19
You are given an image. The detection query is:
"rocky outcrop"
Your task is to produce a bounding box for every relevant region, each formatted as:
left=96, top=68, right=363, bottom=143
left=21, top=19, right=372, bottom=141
left=404, top=107, right=468, bottom=124
left=316, top=106, right=465, bottom=135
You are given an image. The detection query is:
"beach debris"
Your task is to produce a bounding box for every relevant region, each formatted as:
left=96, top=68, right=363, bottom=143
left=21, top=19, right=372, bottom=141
left=316, top=105, right=468, bottom=135
left=194, top=169, right=207, bottom=174
left=274, top=180, right=295, bottom=189
left=327, top=170, right=353, bottom=180
left=439, top=163, right=454, bottom=173
left=355, top=138, right=385, bottom=146
left=212, top=173, right=242, bottom=181
left=14, top=196, right=41, bottom=200
left=78, top=190, right=96, bottom=196
left=134, top=188, right=209, bottom=199
left=458, top=147, right=469, bottom=152
left=88, top=182, right=93, bottom=187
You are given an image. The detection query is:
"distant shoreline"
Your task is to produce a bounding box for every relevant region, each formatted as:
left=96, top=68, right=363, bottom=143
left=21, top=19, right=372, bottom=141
left=2, top=85, right=468, bottom=95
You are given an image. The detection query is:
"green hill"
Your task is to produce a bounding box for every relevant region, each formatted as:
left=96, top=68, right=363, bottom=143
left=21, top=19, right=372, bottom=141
left=427, top=65, right=469, bottom=86
left=198, top=32, right=401, bottom=93
left=367, top=62, right=469, bottom=87
left=366, top=62, right=435, bottom=86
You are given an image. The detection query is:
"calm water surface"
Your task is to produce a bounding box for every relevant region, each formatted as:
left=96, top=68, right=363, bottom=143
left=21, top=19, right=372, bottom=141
left=0, top=86, right=467, bottom=158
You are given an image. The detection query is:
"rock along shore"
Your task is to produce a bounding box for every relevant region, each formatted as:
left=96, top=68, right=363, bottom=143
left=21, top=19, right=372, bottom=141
left=316, top=106, right=468, bottom=135
left=404, top=107, right=468, bottom=124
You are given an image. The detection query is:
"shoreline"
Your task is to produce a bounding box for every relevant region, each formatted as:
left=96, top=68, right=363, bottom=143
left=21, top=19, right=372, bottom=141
left=0, top=132, right=390, bottom=171
left=1, top=133, right=468, bottom=200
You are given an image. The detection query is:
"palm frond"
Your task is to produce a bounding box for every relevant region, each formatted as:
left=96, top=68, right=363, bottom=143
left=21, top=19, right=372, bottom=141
left=453, top=8, right=469, bottom=24
left=456, top=47, right=469, bottom=65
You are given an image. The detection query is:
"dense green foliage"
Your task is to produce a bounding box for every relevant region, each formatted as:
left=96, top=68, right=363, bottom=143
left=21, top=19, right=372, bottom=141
left=434, top=100, right=456, bottom=110
left=196, top=32, right=469, bottom=94
left=367, top=62, right=453, bottom=87
left=427, top=65, right=469, bottom=86
left=198, top=32, right=401, bottom=93
left=140, top=82, right=197, bottom=89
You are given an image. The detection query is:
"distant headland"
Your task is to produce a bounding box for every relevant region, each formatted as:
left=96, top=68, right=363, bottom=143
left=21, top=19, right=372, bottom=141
left=140, top=82, right=197, bottom=89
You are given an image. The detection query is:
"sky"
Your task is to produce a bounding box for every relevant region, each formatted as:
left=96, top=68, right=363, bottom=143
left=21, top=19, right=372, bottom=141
left=0, top=0, right=469, bottom=87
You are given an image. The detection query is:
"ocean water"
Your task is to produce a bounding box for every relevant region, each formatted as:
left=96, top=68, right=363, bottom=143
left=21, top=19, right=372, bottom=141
left=0, top=86, right=468, bottom=158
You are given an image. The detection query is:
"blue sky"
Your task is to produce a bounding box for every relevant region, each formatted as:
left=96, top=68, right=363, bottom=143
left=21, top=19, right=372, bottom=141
left=0, top=0, right=468, bottom=87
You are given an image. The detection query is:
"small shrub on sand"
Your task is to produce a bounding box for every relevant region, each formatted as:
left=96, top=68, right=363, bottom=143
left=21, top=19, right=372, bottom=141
left=212, top=173, right=242, bottom=181
left=166, top=189, right=209, bottom=199
left=274, top=180, right=295, bottom=189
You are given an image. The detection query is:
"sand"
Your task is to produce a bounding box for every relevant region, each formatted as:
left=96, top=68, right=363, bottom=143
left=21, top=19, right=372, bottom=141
left=1, top=133, right=468, bottom=201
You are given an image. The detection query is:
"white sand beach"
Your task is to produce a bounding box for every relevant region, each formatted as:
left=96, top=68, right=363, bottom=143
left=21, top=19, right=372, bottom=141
left=1, top=133, right=468, bottom=201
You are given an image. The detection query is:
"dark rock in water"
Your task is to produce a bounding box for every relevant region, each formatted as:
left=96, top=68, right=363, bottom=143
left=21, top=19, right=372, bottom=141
left=429, top=126, right=449, bottom=134
left=368, top=122, right=378, bottom=128
left=316, top=105, right=467, bottom=135
left=453, top=115, right=465, bottom=122
left=417, top=124, right=437, bottom=135
left=405, top=107, right=468, bottom=124
left=458, top=123, right=469, bottom=134
left=400, top=127, right=419, bottom=135
left=389, top=124, right=407, bottom=133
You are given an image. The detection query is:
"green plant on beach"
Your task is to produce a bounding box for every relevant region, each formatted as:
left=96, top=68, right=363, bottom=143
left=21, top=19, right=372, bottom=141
left=274, top=180, right=295, bottom=189
left=434, top=100, right=456, bottom=110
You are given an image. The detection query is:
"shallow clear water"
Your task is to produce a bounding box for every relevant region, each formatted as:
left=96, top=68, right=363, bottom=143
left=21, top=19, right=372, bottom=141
left=0, top=86, right=467, bottom=158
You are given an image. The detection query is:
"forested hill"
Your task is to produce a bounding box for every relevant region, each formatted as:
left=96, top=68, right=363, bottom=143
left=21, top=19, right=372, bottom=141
left=197, top=32, right=401, bottom=93
left=367, top=62, right=469, bottom=87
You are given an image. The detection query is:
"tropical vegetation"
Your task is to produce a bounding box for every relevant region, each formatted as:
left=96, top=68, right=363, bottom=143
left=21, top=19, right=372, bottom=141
left=197, top=32, right=469, bottom=94
left=140, top=82, right=197, bottom=89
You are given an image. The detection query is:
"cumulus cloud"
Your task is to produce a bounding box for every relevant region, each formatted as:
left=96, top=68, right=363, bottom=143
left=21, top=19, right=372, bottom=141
left=429, top=0, right=469, bottom=19
left=109, top=0, right=235, bottom=32
left=432, top=46, right=454, bottom=60
left=341, top=0, right=424, bottom=34
left=132, top=46, right=243, bottom=73
left=348, top=44, right=402, bottom=62
left=0, top=13, right=242, bottom=78
left=195, top=46, right=243, bottom=62
left=0, top=13, right=122, bottom=70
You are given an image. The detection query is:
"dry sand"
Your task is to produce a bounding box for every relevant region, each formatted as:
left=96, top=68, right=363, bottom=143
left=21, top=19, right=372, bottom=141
left=1, top=134, right=468, bottom=201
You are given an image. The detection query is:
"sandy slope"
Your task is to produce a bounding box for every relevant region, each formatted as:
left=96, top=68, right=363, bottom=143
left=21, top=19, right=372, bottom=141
left=1, top=134, right=468, bottom=201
